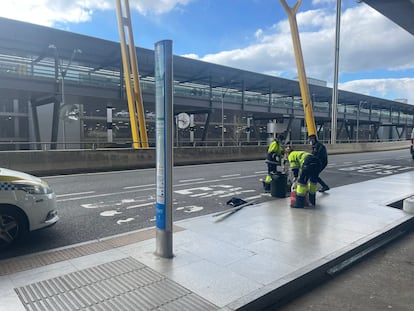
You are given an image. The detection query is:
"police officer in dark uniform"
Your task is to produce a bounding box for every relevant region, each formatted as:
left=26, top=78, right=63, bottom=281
left=309, top=135, right=330, bottom=192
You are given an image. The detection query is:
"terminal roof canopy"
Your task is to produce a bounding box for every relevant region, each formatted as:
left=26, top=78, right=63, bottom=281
left=0, top=16, right=413, bottom=114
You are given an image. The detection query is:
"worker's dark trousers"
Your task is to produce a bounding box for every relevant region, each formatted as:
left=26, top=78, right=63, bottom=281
left=296, top=156, right=321, bottom=207
left=317, top=162, right=329, bottom=189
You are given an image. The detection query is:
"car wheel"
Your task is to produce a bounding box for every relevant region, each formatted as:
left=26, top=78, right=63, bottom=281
left=0, top=206, right=28, bottom=249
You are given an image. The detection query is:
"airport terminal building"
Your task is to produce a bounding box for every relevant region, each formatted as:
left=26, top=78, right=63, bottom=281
left=0, top=17, right=413, bottom=150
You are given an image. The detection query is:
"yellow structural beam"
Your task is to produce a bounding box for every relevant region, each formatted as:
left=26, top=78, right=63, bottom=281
left=115, top=0, right=149, bottom=148
left=280, top=0, right=317, bottom=137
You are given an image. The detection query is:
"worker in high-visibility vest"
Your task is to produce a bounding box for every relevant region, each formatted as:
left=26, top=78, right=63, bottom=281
left=285, top=145, right=321, bottom=208
left=263, top=137, right=283, bottom=191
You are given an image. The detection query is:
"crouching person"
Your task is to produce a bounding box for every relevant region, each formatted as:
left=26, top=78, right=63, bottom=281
left=285, top=145, right=321, bottom=208
left=263, top=137, right=283, bottom=191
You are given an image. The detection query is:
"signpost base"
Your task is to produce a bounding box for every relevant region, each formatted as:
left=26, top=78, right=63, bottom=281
left=155, top=229, right=173, bottom=258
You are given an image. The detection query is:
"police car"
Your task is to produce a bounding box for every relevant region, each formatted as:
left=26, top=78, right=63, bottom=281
left=0, top=168, right=58, bottom=248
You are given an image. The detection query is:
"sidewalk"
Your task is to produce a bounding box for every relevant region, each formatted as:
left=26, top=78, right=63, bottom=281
left=1, top=172, right=413, bottom=311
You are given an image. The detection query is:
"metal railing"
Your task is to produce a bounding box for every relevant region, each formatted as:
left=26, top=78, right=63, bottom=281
left=0, top=137, right=412, bottom=152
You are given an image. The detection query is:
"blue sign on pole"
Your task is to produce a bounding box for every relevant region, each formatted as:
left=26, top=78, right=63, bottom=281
left=156, top=203, right=166, bottom=229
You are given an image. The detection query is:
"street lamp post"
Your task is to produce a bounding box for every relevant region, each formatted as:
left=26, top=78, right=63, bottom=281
left=356, top=101, right=360, bottom=142
left=331, top=0, right=342, bottom=145
left=357, top=101, right=367, bottom=142
left=221, top=88, right=230, bottom=146
left=48, top=45, right=82, bottom=148
left=221, top=92, right=224, bottom=146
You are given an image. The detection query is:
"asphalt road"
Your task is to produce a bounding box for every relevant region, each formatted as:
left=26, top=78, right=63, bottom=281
left=1, top=149, right=413, bottom=260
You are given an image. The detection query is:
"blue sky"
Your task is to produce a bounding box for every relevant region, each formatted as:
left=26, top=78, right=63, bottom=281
left=2, top=0, right=414, bottom=104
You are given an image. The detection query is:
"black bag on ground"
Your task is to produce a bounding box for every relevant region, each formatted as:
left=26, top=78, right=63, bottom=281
left=270, top=172, right=287, bottom=198
left=226, top=197, right=247, bottom=207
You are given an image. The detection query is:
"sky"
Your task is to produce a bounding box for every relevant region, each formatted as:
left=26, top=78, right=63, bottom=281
left=1, top=0, right=414, bottom=105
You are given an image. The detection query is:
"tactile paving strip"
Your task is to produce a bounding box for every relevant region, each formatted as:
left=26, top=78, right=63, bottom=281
left=0, top=226, right=184, bottom=276
left=15, top=257, right=217, bottom=311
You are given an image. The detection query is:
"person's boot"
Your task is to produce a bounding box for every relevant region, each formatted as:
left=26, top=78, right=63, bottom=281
left=291, top=194, right=305, bottom=208
left=308, top=193, right=316, bottom=206
left=319, top=185, right=330, bottom=193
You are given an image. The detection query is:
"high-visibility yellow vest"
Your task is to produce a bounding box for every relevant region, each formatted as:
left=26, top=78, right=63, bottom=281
left=268, top=140, right=282, bottom=156
left=288, top=151, right=311, bottom=170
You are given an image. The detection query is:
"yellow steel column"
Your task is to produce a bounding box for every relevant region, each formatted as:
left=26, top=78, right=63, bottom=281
left=122, top=0, right=148, bottom=148
left=280, top=0, right=317, bottom=137
left=115, top=0, right=149, bottom=148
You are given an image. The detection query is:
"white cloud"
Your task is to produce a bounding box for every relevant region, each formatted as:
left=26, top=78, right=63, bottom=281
left=201, top=8, right=334, bottom=78
left=340, top=6, right=414, bottom=73
left=0, top=1, right=95, bottom=26
left=254, top=28, right=264, bottom=39
left=340, top=78, right=414, bottom=105
left=0, top=0, right=192, bottom=26
left=198, top=5, right=414, bottom=104
left=129, top=0, right=192, bottom=15
left=181, top=53, right=199, bottom=60
left=202, top=5, right=414, bottom=79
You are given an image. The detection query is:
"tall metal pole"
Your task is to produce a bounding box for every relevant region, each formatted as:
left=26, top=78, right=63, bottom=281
left=356, top=101, right=360, bottom=142
left=48, top=45, right=81, bottom=149
left=155, top=40, right=173, bottom=258
left=331, top=0, right=341, bottom=144
left=221, top=88, right=230, bottom=146
left=221, top=92, right=224, bottom=146
left=61, top=76, right=66, bottom=149
left=247, top=117, right=251, bottom=142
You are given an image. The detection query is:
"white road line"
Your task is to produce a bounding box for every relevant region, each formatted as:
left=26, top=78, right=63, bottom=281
left=57, top=188, right=154, bottom=202
left=58, top=174, right=264, bottom=202
left=357, top=159, right=373, bottom=163
left=126, top=202, right=154, bottom=209
left=178, top=178, right=205, bottom=183
left=174, top=174, right=263, bottom=188
left=255, top=171, right=267, bottom=174
left=220, top=174, right=241, bottom=178
left=123, top=183, right=156, bottom=190
left=127, top=174, right=263, bottom=191
left=56, top=191, right=95, bottom=198
left=44, top=167, right=154, bottom=178
left=190, top=193, right=210, bottom=197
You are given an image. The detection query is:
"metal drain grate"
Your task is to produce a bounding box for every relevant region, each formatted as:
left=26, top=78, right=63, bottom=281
left=15, top=257, right=217, bottom=311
